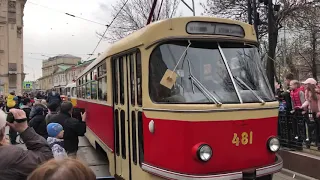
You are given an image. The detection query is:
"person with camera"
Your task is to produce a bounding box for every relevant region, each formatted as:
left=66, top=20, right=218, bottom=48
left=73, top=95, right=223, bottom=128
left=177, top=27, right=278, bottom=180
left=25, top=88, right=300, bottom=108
left=0, top=108, right=53, bottom=180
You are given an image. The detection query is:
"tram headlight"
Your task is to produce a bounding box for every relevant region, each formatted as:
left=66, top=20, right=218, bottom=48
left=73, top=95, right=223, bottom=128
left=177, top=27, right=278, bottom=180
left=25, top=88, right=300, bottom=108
left=197, top=144, right=212, bottom=162
left=267, top=137, right=280, bottom=152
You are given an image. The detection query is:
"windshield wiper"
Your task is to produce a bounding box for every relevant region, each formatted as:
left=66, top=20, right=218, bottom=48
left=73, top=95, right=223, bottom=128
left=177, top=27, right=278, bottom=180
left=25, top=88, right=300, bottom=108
left=186, top=58, right=222, bottom=105
left=186, top=58, right=195, bottom=94
left=189, top=74, right=222, bottom=105
left=234, top=76, right=265, bottom=104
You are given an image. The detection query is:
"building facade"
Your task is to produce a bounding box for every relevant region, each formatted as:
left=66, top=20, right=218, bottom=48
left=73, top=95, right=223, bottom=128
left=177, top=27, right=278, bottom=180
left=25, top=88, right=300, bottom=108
left=38, top=54, right=81, bottom=90
left=0, top=0, right=27, bottom=95
left=53, top=60, right=93, bottom=94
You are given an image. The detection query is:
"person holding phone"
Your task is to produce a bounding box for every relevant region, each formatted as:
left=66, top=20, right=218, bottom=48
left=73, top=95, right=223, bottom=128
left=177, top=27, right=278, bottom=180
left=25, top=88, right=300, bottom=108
left=0, top=109, right=53, bottom=180
left=48, top=101, right=86, bottom=157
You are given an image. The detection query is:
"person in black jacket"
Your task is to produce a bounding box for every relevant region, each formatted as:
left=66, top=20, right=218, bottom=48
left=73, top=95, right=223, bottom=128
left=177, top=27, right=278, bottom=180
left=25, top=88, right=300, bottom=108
left=48, top=101, right=86, bottom=156
left=20, top=98, right=32, bottom=122
left=46, top=88, right=62, bottom=105
left=29, top=104, right=48, bottom=139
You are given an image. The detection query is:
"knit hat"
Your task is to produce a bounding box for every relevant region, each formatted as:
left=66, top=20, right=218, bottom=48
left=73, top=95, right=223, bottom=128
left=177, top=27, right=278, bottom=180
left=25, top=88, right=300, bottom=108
left=47, top=123, right=63, bottom=137
left=0, top=110, right=6, bottom=129
left=302, top=78, right=317, bottom=85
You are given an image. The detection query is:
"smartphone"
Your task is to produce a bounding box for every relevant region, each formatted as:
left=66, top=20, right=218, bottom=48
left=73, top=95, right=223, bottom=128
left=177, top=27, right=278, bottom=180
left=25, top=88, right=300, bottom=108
left=72, top=108, right=85, bottom=121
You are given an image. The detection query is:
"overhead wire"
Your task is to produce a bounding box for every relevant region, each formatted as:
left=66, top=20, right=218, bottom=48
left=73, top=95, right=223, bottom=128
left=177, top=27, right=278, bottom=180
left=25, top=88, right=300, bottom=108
left=27, top=1, right=108, bottom=27
left=24, top=52, right=96, bottom=56
left=86, top=0, right=130, bottom=60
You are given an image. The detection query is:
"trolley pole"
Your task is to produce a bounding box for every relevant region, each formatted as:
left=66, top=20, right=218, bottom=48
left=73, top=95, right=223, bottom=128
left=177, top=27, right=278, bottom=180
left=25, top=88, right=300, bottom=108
left=147, top=0, right=158, bottom=25
left=247, top=0, right=252, bottom=24
left=252, top=0, right=259, bottom=40
left=181, top=0, right=196, bottom=16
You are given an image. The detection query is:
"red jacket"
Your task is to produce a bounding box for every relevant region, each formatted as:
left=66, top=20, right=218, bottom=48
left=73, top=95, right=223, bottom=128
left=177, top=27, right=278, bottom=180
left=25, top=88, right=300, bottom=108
left=290, top=87, right=304, bottom=108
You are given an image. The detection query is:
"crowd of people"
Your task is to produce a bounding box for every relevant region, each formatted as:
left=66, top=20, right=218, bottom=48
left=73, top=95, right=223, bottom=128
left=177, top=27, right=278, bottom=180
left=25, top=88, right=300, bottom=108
left=0, top=89, right=99, bottom=180
left=276, top=74, right=320, bottom=150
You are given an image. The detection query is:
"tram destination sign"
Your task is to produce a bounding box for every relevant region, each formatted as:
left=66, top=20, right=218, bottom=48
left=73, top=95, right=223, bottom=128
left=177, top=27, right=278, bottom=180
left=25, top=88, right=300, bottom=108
left=186, top=22, right=245, bottom=37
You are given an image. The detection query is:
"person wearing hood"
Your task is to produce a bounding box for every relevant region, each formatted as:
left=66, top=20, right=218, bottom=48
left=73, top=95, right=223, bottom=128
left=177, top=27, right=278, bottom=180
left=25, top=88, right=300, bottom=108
left=29, top=104, right=48, bottom=139
left=0, top=108, right=53, bottom=180
left=6, top=91, right=16, bottom=111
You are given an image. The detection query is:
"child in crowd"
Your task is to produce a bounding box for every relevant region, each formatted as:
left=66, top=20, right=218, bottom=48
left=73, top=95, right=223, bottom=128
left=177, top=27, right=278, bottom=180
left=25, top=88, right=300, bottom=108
left=290, top=80, right=305, bottom=112
left=47, top=123, right=67, bottom=160
left=301, top=78, right=320, bottom=117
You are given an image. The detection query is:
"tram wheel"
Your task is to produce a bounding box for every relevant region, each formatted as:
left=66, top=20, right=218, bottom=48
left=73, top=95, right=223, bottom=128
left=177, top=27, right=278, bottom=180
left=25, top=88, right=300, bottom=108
left=257, top=174, right=273, bottom=180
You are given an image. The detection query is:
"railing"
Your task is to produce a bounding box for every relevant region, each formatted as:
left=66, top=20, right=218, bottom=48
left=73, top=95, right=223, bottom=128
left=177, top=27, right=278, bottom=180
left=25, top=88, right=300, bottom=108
left=278, top=109, right=320, bottom=151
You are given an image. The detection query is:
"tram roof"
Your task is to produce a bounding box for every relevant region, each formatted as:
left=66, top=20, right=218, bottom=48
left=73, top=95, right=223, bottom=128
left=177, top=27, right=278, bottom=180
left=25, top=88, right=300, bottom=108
left=77, top=16, right=256, bottom=79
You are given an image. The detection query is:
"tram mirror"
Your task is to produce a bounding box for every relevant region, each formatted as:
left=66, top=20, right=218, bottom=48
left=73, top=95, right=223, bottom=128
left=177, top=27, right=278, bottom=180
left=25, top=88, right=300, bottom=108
left=160, top=69, right=177, bottom=89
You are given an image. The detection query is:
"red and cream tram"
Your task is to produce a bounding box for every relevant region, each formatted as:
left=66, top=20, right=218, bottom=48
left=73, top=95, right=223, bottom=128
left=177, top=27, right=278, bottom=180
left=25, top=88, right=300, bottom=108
left=75, top=16, right=282, bottom=180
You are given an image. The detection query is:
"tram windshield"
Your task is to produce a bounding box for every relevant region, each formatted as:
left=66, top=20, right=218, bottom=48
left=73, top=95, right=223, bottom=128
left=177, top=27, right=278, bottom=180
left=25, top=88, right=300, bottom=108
left=149, top=40, right=274, bottom=104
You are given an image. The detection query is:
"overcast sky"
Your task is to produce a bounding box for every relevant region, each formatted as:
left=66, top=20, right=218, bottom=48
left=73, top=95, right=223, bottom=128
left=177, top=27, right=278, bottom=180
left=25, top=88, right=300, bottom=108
left=23, top=0, right=205, bottom=81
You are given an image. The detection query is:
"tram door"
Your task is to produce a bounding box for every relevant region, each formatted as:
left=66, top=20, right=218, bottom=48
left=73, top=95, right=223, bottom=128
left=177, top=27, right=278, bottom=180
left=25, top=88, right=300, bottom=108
left=113, top=52, right=141, bottom=180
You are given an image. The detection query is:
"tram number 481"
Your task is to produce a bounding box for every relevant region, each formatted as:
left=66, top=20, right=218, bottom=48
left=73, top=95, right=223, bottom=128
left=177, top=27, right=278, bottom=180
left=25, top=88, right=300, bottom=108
left=232, top=131, right=253, bottom=146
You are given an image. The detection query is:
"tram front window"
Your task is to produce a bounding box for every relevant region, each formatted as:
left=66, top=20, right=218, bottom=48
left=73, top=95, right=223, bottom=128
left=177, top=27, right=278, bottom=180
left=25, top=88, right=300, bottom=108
left=149, top=41, right=239, bottom=103
left=149, top=40, right=274, bottom=104
left=220, top=42, right=274, bottom=103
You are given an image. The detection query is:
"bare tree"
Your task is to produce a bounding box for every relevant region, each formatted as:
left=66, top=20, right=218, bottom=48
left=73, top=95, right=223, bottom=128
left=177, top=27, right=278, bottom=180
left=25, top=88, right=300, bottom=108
left=201, top=0, right=318, bottom=88
left=97, top=0, right=179, bottom=42
left=286, top=6, right=320, bottom=80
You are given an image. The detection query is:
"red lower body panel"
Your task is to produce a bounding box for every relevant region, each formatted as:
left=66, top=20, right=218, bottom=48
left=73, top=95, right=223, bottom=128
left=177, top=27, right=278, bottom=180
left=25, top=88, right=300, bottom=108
left=143, top=114, right=277, bottom=174
left=77, top=100, right=114, bottom=151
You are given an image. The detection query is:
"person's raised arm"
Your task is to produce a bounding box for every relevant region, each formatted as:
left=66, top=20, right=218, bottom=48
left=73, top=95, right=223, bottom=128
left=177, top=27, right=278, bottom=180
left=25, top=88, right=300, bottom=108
left=8, top=109, right=52, bottom=153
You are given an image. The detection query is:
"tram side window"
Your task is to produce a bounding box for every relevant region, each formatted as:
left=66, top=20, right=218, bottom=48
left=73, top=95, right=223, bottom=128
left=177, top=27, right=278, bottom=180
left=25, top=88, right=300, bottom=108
left=119, top=57, right=124, bottom=105
left=114, top=58, right=119, bottom=105
left=82, top=76, right=86, bottom=99
left=98, top=76, right=107, bottom=101
left=71, top=87, right=77, bottom=97
left=136, top=52, right=142, bottom=106
left=77, top=79, right=81, bottom=97
left=98, top=62, right=107, bottom=101
left=130, top=54, right=135, bottom=105
left=91, top=81, right=97, bottom=99
left=86, top=73, right=91, bottom=99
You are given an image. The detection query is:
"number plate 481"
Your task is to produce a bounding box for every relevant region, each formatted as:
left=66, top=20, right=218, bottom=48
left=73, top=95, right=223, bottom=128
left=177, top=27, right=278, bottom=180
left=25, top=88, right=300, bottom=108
left=232, top=131, right=253, bottom=146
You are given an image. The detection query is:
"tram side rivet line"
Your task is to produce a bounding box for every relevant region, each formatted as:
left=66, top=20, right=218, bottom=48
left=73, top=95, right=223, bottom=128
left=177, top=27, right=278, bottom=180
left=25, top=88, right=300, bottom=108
left=149, top=120, right=155, bottom=134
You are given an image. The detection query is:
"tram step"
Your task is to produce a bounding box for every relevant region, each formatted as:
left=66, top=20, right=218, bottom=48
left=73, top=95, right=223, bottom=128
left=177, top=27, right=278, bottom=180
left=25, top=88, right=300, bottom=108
left=279, top=150, right=320, bottom=179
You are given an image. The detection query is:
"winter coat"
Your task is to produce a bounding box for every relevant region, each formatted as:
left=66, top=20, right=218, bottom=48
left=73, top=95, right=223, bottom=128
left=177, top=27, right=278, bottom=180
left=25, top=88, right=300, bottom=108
left=29, top=105, right=48, bottom=139
left=0, top=127, right=53, bottom=180
left=48, top=112, right=86, bottom=153
left=47, top=137, right=67, bottom=160
left=6, top=94, right=16, bottom=108
left=45, top=111, right=58, bottom=125
left=290, top=87, right=305, bottom=109
left=29, top=114, right=48, bottom=139
left=301, top=88, right=320, bottom=114
left=46, top=92, right=62, bottom=105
